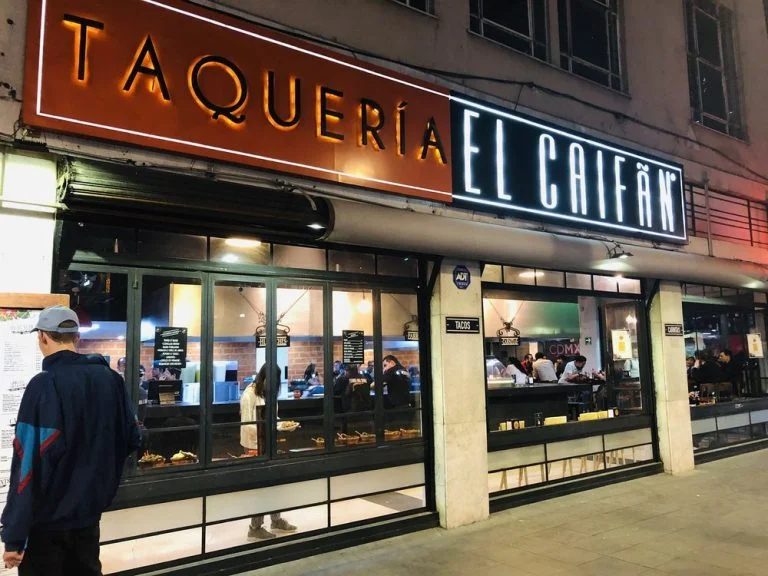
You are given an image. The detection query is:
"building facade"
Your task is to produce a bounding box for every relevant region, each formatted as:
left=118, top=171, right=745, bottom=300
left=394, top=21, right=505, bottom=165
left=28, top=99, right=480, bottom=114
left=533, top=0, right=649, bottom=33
left=1, top=0, right=768, bottom=574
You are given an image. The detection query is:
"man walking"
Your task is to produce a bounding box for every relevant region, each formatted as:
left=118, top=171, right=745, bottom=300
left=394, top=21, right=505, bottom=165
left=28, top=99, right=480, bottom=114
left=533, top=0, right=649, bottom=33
left=1, top=306, right=141, bottom=575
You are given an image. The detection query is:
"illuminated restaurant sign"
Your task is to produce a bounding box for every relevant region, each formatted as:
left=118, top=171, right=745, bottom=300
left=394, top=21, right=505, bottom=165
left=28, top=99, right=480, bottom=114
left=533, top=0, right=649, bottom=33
left=23, top=0, right=452, bottom=202
left=450, top=96, right=687, bottom=244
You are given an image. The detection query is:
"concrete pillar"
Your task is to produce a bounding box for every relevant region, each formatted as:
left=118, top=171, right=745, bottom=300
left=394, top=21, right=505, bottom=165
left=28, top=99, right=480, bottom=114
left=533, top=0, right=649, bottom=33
left=0, top=152, right=57, bottom=293
left=578, top=296, right=602, bottom=370
left=431, top=260, right=489, bottom=528
left=649, top=281, right=694, bottom=474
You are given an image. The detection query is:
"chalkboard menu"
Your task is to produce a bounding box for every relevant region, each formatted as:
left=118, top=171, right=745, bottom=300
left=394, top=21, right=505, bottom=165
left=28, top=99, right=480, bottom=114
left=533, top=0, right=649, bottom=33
left=342, top=330, right=365, bottom=364
left=154, top=327, right=188, bottom=369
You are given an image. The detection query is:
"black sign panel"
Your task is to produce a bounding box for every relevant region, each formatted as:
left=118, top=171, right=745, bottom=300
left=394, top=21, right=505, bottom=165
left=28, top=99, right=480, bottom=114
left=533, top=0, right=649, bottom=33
left=405, top=330, right=419, bottom=342
left=342, top=330, right=365, bottom=364
left=664, top=323, right=684, bottom=336
left=445, top=317, right=481, bottom=334
left=255, top=334, right=291, bottom=348
left=154, top=327, right=188, bottom=369
left=450, top=95, right=687, bottom=244
left=500, top=336, right=520, bottom=346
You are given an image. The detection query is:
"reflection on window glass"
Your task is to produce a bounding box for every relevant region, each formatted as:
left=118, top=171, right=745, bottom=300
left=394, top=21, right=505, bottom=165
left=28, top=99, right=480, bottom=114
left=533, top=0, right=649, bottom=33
left=328, top=251, right=375, bottom=275
left=273, top=245, right=325, bottom=270
left=56, top=270, right=128, bottom=373
left=210, top=237, right=270, bottom=266
left=59, top=221, right=136, bottom=260
left=138, top=276, right=202, bottom=470
left=482, top=292, right=647, bottom=432
left=503, top=266, right=536, bottom=286
left=381, top=292, right=422, bottom=442
left=482, top=265, right=502, bottom=283
left=593, top=275, right=619, bottom=292
left=138, top=230, right=207, bottom=261
left=537, top=271, right=565, bottom=288
left=566, top=273, right=592, bottom=290
left=276, top=285, right=325, bottom=456
left=332, top=289, right=374, bottom=446
left=377, top=255, right=418, bottom=277
left=211, top=282, right=266, bottom=462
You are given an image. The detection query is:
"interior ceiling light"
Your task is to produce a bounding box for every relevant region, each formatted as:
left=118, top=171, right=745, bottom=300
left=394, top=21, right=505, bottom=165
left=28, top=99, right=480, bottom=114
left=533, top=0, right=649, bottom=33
left=308, top=223, right=326, bottom=230
left=225, top=237, right=261, bottom=248
left=221, top=254, right=239, bottom=264
left=607, top=243, right=633, bottom=260
left=357, top=293, right=372, bottom=313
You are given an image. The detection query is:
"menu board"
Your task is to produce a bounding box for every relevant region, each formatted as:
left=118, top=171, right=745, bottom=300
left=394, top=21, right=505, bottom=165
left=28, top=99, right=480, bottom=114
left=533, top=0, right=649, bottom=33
left=611, top=329, right=633, bottom=360
left=748, top=333, right=764, bottom=358
left=342, top=330, right=365, bottom=364
left=154, top=327, right=188, bottom=369
left=0, top=309, right=42, bottom=575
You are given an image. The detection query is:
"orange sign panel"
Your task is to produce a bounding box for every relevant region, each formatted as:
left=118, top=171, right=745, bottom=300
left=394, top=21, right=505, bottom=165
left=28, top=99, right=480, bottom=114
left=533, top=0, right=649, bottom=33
left=23, top=0, right=452, bottom=202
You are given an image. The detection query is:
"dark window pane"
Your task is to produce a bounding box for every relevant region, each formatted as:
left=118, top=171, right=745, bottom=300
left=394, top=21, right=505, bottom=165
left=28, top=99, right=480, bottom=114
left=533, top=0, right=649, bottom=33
left=328, top=250, right=375, bottom=274
left=572, top=61, right=610, bottom=86
left=483, top=22, right=532, bottom=54
left=482, top=0, right=530, bottom=36
left=571, top=0, right=609, bottom=69
left=685, top=0, right=696, bottom=53
left=410, top=0, right=429, bottom=12
left=470, top=14, right=481, bottom=33
left=138, top=230, right=206, bottom=261
left=470, top=0, right=480, bottom=16
left=558, top=0, right=570, bottom=53
left=688, top=55, right=701, bottom=116
left=695, top=9, right=721, bottom=65
left=534, top=43, right=547, bottom=61
left=699, top=61, right=726, bottom=120
left=533, top=0, right=547, bottom=41
left=720, top=7, right=742, bottom=133
left=702, top=115, right=727, bottom=132
left=378, top=255, right=418, bottom=277
left=698, top=0, right=717, bottom=17
left=59, top=221, right=136, bottom=260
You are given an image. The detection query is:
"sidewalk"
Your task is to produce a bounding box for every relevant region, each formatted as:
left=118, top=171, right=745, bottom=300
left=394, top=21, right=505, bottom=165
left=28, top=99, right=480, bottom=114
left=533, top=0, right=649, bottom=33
left=242, top=450, right=768, bottom=575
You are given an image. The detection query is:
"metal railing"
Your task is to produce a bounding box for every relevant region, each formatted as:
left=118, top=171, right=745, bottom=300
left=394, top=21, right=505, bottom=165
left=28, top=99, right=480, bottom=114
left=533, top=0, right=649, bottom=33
left=685, top=182, right=768, bottom=250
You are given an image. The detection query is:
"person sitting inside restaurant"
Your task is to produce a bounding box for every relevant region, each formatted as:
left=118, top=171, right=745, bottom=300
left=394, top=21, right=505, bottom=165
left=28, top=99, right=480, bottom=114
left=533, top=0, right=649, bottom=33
left=559, top=355, right=605, bottom=383
left=503, top=357, right=527, bottom=383
left=686, top=356, right=696, bottom=381
left=521, top=353, right=534, bottom=376
left=690, top=351, right=725, bottom=384
left=554, top=355, right=567, bottom=379
left=532, top=352, right=558, bottom=382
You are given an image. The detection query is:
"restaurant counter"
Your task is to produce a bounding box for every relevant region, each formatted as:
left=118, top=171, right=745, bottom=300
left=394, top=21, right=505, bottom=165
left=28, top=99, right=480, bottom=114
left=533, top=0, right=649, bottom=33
left=487, top=382, right=594, bottom=429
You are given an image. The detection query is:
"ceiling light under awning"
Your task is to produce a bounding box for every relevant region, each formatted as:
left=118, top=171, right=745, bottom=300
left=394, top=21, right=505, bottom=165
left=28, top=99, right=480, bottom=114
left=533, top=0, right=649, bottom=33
left=225, top=238, right=262, bottom=249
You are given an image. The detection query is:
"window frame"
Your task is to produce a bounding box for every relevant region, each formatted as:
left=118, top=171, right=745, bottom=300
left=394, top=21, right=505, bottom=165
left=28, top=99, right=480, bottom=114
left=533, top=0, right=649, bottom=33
left=390, top=0, right=435, bottom=16
left=684, top=0, right=745, bottom=139
left=469, top=0, right=549, bottom=62
left=557, top=0, right=626, bottom=92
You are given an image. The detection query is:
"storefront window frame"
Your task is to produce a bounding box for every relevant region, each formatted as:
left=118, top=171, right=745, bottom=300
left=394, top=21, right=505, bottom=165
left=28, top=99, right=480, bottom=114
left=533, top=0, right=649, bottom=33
left=61, top=258, right=430, bottom=481
left=481, top=267, right=654, bottom=451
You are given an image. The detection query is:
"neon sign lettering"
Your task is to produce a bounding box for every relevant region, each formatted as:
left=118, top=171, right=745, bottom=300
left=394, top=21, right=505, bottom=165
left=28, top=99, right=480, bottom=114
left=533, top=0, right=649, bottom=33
left=450, top=95, right=687, bottom=243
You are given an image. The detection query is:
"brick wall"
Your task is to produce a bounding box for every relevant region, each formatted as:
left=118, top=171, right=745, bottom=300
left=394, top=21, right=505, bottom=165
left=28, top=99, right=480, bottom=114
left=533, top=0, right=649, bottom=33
left=78, top=339, right=126, bottom=370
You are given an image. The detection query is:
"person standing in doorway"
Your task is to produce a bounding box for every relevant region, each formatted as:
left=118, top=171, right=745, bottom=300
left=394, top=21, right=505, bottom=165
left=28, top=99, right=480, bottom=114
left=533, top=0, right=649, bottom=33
left=241, top=364, right=297, bottom=540
left=1, top=306, right=141, bottom=575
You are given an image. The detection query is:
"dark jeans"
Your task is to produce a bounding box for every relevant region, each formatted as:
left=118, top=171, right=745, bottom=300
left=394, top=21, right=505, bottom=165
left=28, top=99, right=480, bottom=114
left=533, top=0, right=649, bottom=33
left=19, top=525, right=101, bottom=576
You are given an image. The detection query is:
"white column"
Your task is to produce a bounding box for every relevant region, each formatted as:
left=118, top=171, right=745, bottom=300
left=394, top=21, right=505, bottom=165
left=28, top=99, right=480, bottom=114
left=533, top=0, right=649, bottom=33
left=0, top=152, right=57, bottom=294
left=578, top=296, right=602, bottom=370
left=649, top=281, right=694, bottom=474
left=430, top=260, right=489, bottom=528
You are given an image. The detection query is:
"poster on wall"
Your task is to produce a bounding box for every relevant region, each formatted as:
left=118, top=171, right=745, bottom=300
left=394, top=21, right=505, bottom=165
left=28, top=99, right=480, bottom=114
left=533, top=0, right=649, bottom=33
left=0, top=309, right=43, bottom=573
left=748, top=334, right=764, bottom=358
left=153, top=327, right=188, bottom=369
left=611, top=329, right=633, bottom=360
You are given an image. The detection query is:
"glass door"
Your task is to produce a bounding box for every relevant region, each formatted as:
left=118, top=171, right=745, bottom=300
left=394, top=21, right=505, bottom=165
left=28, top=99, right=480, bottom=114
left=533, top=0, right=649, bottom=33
left=135, top=273, right=205, bottom=472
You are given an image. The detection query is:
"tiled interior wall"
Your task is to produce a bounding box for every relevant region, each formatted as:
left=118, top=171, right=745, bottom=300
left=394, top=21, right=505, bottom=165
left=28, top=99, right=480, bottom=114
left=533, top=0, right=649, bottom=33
left=80, top=339, right=422, bottom=382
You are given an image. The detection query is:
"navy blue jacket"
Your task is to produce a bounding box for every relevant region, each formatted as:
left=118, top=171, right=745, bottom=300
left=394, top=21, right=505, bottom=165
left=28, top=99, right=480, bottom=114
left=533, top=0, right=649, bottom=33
left=0, top=351, right=141, bottom=551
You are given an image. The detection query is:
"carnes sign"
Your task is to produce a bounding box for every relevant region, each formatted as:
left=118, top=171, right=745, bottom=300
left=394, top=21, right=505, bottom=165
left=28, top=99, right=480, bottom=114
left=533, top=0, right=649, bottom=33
left=23, top=0, right=452, bottom=202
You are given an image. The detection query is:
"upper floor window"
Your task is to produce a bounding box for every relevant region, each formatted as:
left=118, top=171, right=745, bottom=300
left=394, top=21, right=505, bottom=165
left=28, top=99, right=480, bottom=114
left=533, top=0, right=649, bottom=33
left=684, top=0, right=744, bottom=138
left=392, top=0, right=435, bottom=15
left=469, top=0, right=548, bottom=61
left=558, top=0, right=624, bottom=91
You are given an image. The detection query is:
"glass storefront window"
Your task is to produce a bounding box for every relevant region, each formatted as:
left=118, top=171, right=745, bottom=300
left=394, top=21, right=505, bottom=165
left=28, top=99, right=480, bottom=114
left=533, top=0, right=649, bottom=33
left=503, top=266, right=536, bottom=286
left=56, top=270, right=128, bottom=372
left=275, top=284, right=325, bottom=456
left=138, top=276, right=202, bottom=470
left=482, top=264, right=502, bottom=283
left=273, top=245, right=325, bottom=270
left=210, top=237, right=271, bottom=266
left=381, top=292, right=422, bottom=442
left=332, top=288, right=374, bottom=448
left=211, top=281, right=267, bottom=463
left=482, top=289, right=648, bottom=433
left=377, top=255, right=418, bottom=278
left=138, top=231, right=207, bottom=261
left=566, top=273, right=592, bottom=290
left=328, top=251, right=375, bottom=275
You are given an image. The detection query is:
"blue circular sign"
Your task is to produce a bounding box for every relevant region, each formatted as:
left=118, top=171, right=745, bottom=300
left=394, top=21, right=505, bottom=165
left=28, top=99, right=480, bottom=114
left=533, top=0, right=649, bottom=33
left=453, top=265, right=471, bottom=290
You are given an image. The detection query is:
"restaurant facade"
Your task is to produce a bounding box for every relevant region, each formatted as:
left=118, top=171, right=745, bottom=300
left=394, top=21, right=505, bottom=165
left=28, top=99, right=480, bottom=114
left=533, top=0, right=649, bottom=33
left=2, top=0, right=768, bottom=574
